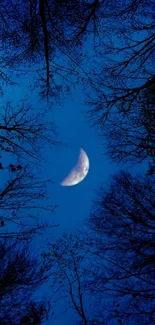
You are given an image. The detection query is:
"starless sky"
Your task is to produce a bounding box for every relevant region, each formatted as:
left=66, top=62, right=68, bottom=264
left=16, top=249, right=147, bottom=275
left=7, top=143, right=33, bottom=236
left=4, top=42, right=148, bottom=325
left=5, top=74, right=120, bottom=235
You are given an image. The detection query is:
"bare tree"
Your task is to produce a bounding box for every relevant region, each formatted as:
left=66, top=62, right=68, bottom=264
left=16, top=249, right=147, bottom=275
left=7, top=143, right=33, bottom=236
left=0, top=0, right=100, bottom=97
left=0, top=238, right=50, bottom=325
left=0, top=100, right=57, bottom=161
left=42, top=233, right=106, bottom=325
left=87, top=0, right=155, bottom=116
left=41, top=169, right=155, bottom=324
left=85, top=0, right=155, bottom=172
left=0, top=164, right=58, bottom=239
left=90, top=77, right=155, bottom=173
left=87, top=170, right=155, bottom=324
left=0, top=100, right=58, bottom=239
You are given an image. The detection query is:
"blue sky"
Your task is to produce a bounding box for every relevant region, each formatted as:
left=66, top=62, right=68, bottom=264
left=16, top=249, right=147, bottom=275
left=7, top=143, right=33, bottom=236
left=4, top=73, right=120, bottom=235
left=2, top=35, right=150, bottom=325
left=46, top=91, right=120, bottom=233
left=30, top=85, right=148, bottom=325
left=2, top=72, right=121, bottom=325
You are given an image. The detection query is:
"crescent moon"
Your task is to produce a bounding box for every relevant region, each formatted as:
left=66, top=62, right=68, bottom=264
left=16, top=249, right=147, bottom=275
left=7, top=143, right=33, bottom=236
left=60, top=148, right=89, bottom=186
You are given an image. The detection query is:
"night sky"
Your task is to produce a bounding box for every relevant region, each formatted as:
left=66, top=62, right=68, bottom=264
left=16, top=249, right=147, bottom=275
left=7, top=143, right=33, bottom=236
left=12, top=75, right=147, bottom=325
left=3, top=71, right=122, bottom=325
left=0, top=1, right=154, bottom=324
left=5, top=75, right=120, bottom=234
left=2, top=33, right=149, bottom=325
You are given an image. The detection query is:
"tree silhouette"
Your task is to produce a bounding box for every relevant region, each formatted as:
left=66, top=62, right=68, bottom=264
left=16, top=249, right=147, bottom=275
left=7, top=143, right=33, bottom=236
left=88, top=0, right=155, bottom=115
left=86, top=0, right=155, bottom=172
left=0, top=0, right=99, bottom=97
left=0, top=100, right=58, bottom=239
left=0, top=100, right=57, bottom=160
left=0, top=165, right=58, bottom=239
left=87, top=170, right=155, bottom=324
left=41, top=168, right=155, bottom=324
left=90, top=77, right=155, bottom=173
left=42, top=233, right=106, bottom=325
left=0, top=238, right=50, bottom=325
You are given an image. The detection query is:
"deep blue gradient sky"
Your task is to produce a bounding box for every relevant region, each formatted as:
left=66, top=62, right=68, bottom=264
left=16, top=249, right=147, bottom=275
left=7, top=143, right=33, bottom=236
left=3, top=40, right=149, bottom=325
left=47, top=92, right=120, bottom=233
left=31, top=87, right=147, bottom=325
left=3, top=72, right=121, bottom=325
left=5, top=74, right=121, bottom=236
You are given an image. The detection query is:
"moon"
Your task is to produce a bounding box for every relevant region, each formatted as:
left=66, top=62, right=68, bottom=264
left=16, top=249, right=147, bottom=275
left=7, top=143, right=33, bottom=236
left=60, top=148, right=89, bottom=186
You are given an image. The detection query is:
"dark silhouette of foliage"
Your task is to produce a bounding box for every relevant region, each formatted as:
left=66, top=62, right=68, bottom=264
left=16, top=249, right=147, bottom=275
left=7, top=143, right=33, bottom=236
left=0, top=239, right=50, bottom=325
